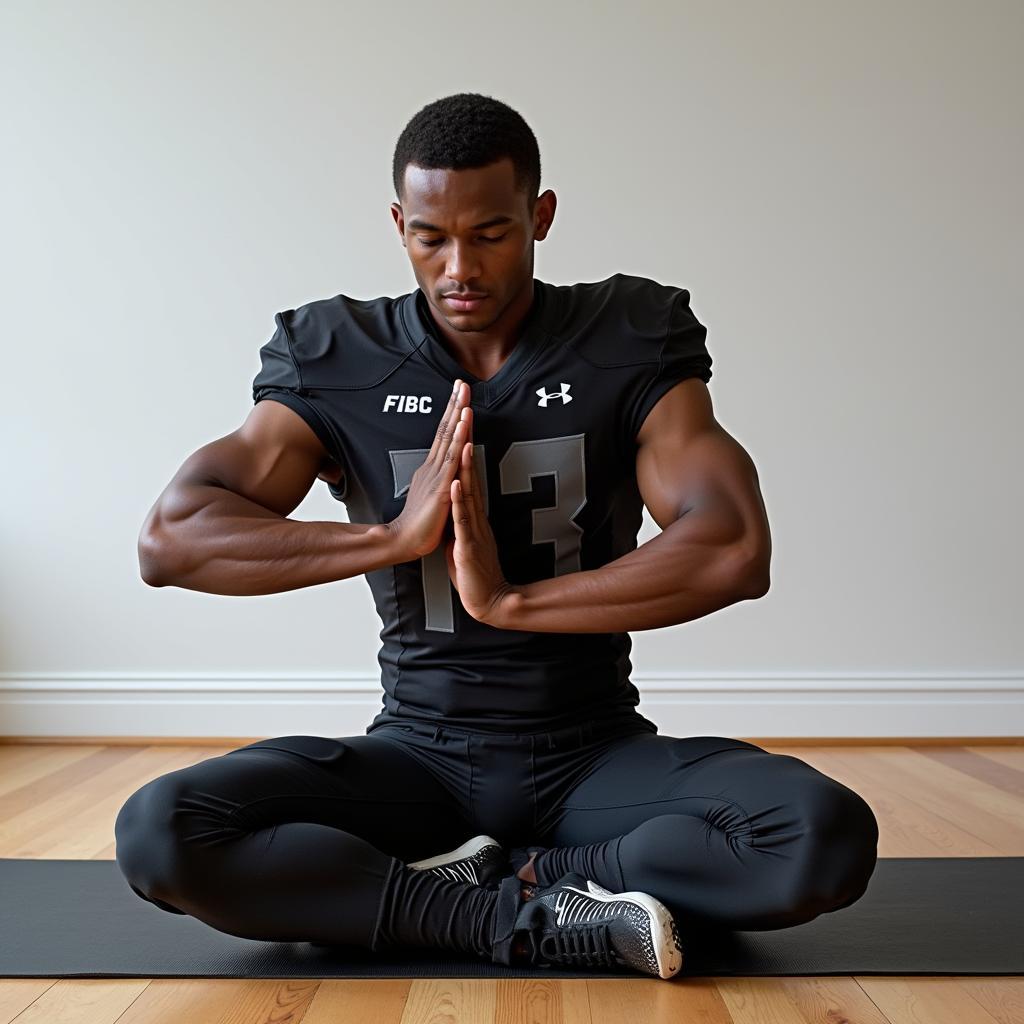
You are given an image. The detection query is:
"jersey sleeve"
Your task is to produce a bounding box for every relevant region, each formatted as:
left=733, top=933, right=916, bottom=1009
left=251, top=311, right=341, bottom=462
left=625, top=287, right=712, bottom=442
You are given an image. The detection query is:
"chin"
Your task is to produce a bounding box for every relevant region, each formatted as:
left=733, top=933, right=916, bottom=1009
left=442, top=303, right=499, bottom=330
left=448, top=313, right=493, bottom=332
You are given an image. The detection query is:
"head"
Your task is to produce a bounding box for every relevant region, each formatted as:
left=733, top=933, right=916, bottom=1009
left=391, top=92, right=556, bottom=334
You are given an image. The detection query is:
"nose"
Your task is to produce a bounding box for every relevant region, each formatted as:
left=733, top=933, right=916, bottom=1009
left=445, top=241, right=482, bottom=283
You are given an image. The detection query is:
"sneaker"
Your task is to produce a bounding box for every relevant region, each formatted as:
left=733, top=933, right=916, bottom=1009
left=512, top=871, right=683, bottom=979
left=407, top=834, right=507, bottom=887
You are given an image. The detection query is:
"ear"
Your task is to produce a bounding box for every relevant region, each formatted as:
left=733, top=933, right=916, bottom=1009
left=390, top=203, right=406, bottom=245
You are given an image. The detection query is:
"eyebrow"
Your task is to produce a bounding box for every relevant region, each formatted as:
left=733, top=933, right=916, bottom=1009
left=407, top=215, right=514, bottom=231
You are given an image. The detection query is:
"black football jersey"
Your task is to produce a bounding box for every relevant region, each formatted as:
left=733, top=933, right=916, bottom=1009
left=251, top=273, right=713, bottom=733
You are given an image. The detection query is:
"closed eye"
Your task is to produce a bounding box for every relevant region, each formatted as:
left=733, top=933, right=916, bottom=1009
left=419, top=234, right=508, bottom=248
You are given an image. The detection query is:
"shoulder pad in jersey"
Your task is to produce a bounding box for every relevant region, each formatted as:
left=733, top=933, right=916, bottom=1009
left=252, top=291, right=412, bottom=400
left=555, top=272, right=711, bottom=379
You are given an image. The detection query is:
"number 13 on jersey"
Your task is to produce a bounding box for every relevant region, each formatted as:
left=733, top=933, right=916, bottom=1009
left=389, top=433, right=588, bottom=632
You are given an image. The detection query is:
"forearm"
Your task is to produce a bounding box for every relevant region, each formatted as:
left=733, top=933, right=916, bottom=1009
left=494, top=510, right=765, bottom=633
left=139, top=483, right=408, bottom=595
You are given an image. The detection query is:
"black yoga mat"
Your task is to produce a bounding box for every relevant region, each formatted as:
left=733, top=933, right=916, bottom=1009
left=0, top=857, right=1021, bottom=979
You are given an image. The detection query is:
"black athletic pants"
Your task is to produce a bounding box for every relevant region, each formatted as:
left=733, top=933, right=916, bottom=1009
left=114, top=715, right=879, bottom=956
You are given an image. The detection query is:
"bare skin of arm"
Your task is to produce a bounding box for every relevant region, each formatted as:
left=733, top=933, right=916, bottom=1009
left=138, top=380, right=474, bottom=595
left=491, top=377, right=773, bottom=632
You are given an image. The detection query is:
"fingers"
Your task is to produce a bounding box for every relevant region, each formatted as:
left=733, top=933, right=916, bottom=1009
left=428, top=378, right=461, bottom=461
left=442, top=406, right=471, bottom=477
left=452, top=475, right=471, bottom=544
left=429, top=379, right=465, bottom=462
left=468, top=441, right=484, bottom=518
left=451, top=478, right=466, bottom=540
left=458, top=438, right=481, bottom=532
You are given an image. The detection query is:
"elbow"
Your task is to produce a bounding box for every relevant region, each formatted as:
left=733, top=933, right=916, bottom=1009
left=138, top=487, right=203, bottom=587
left=138, top=534, right=169, bottom=587
left=138, top=522, right=180, bottom=588
left=741, top=570, right=771, bottom=600
left=733, top=544, right=771, bottom=600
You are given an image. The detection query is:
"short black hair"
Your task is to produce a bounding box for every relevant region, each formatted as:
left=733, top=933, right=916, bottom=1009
left=392, top=92, right=541, bottom=210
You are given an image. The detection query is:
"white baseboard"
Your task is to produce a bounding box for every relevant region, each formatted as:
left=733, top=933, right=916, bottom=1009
left=1, top=671, right=1021, bottom=740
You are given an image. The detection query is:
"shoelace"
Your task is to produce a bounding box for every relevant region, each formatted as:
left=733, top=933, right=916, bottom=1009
left=540, top=922, right=623, bottom=968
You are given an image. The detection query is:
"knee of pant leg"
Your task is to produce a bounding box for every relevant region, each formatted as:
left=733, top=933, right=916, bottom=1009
left=829, top=787, right=880, bottom=909
left=823, top=783, right=879, bottom=900
left=810, top=778, right=878, bottom=846
left=789, top=779, right=880, bottom=913
left=114, top=771, right=194, bottom=901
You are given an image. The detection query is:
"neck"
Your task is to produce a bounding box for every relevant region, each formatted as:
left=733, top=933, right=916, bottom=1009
left=425, top=278, right=536, bottom=381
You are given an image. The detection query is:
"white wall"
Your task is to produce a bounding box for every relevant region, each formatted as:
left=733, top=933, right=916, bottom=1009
left=2, top=0, right=1021, bottom=739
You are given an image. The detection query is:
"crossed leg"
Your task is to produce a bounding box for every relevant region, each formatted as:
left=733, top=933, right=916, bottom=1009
left=113, top=733, right=478, bottom=945
left=528, top=733, right=880, bottom=932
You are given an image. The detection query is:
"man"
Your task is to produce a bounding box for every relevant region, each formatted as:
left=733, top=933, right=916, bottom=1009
left=115, top=92, right=879, bottom=980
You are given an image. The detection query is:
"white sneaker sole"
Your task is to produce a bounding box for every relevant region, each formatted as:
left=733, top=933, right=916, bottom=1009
left=407, top=834, right=501, bottom=872
left=566, top=880, right=684, bottom=980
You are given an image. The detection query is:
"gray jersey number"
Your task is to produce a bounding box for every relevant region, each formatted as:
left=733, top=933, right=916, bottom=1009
left=388, top=433, right=587, bottom=632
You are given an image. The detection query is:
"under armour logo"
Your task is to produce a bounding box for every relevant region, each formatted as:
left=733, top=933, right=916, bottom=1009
left=536, top=382, right=572, bottom=407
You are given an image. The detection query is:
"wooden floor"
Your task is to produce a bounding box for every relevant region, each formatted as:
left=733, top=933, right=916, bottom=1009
left=1, top=741, right=1023, bottom=1024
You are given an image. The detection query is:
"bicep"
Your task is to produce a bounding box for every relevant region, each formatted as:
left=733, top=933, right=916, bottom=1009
left=634, top=379, right=770, bottom=564
left=164, top=399, right=338, bottom=521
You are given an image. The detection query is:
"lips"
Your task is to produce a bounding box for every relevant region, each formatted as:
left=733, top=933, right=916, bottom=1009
left=445, top=294, right=488, bottom=311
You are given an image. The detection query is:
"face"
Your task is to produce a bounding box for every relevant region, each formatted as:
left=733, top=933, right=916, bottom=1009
left=391, top=158, right=556, bottom=334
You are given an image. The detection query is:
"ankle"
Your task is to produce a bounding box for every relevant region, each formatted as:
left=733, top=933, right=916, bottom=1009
left=516, top=851, right=539, bottom=885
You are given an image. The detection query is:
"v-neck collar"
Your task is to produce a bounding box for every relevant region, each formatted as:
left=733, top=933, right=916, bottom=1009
left=400, top=279, right=551, bottom=407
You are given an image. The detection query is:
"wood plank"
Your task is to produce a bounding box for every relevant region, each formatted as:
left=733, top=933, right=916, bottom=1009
left=0, top=745, right=105, bottom=797
left=773, top=748, right=1003, bottom=856
left=495, top=979, right=590, bottom=1024
left=586, top=978, right=733, bottom=1024
left=193, top=978, right=319, bottom=1023
left=18, top=747, right=230, bottom=859
left=302, top=980, right=411, bottom=1023
left=93, top=978, right=253, bottom=1023
left=0, top=746, right=227, bottom=858
left=0, top=746, right=141, bottom=837
left=828, top=747, right=1024, bottom=854
left=779, top=976, right=891, bottom=1023
left=400, top=979, right=497, bottom=1024
left=972, top=746, right=1024, bottom=774
left=855, top=976, right=1006, bottom=1023
left=955, top=977, right=1024, bottom=1024
left=0, top=979, right=149, bottom=1024
left=715, top=976, right=813, bottom=1022
left=915, top=748, right=1024, bottom=799
left=0, top=980, right=58, bottom=1024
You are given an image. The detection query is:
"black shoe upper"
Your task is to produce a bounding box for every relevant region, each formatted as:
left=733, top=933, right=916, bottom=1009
left=422, top=841, right=507, bottom=888
left=511, top=871, right=682, bottom=978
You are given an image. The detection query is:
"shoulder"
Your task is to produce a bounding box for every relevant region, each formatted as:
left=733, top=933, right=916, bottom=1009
left=253, top=290, right=413, bottom=394
left=543, top=274, right=713, bottom=449
left=547, top=272, right=704, bottom=368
